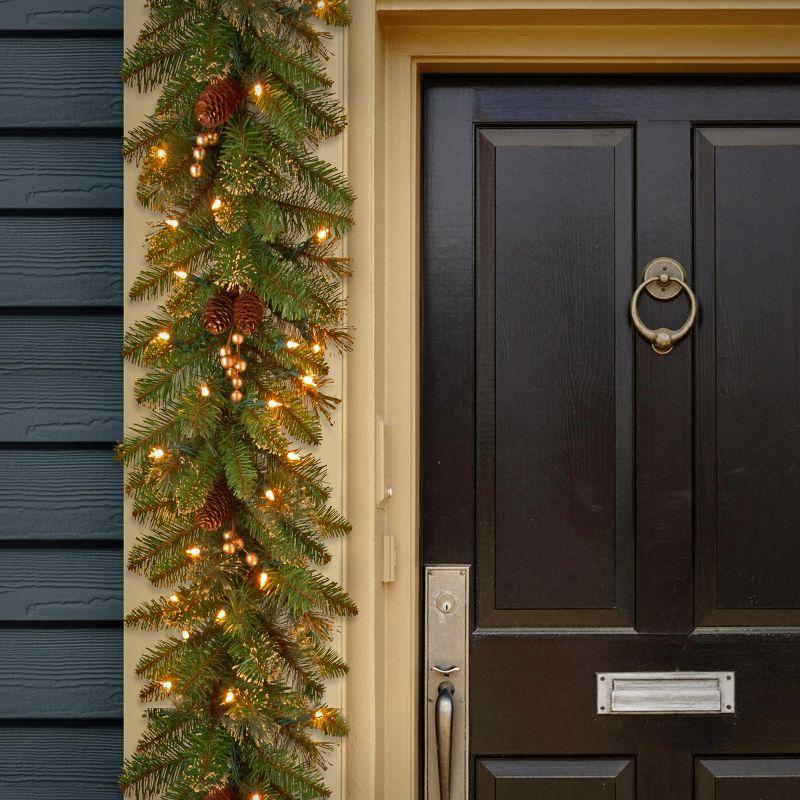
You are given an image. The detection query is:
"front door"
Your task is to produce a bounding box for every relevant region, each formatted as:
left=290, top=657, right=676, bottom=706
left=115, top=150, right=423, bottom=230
left=422, top=76, right=800, bottom=799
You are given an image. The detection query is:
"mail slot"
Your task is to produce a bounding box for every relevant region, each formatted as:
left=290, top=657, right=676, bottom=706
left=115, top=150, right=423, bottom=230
left=596, top=672, right=735, bottom=715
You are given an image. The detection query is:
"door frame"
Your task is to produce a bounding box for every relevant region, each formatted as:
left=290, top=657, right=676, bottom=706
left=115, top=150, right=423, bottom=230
left=344, top=4, right=800, bottom=797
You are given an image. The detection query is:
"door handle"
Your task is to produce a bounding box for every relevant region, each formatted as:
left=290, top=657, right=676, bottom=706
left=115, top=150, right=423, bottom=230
left=435, top=681, right=455, bottom=800
left=630, top=257, right=697, bottom=355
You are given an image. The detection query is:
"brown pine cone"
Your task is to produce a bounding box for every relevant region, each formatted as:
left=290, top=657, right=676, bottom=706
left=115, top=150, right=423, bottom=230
left=204, top=292, right=235, bottom=335
left=195, top=76, right=244, bottom=129
left=204, top=789, right=237, bottom=800
left=195, top=481, right=235, bottom=531
left=232, top=291, right=265, bottom=336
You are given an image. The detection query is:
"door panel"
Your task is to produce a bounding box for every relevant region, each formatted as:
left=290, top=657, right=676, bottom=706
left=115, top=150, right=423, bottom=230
left=423, top=77, right=800, bottom=800
left=695, top=127, right=800, bottom=626
left=696, top=759, right=800, bottom=799
left=476, top=127, right=634, bottom=627
left=476, top=759, right=634, bottom=799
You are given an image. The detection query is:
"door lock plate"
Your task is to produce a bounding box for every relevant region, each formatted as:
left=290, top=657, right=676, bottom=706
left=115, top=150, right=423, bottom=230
left=426, top=565, right=469, bottom=800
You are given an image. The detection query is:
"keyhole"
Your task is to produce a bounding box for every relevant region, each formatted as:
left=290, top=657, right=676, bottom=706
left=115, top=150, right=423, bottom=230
left=436, top=591, right=457, bottom=613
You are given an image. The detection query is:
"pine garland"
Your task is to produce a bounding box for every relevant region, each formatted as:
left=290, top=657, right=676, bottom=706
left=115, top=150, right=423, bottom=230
left=120, top=2, right=356, bottom=799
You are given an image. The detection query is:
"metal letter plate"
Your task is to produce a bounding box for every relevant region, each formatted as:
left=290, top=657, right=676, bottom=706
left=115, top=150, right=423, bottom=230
left=425, top=565, right=469, bottom=800
left=597, top=671, right=735, bottom=715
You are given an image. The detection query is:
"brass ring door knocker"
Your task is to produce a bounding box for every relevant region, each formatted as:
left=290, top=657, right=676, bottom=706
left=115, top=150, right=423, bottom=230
left=630, top=257, right=697, bottom=354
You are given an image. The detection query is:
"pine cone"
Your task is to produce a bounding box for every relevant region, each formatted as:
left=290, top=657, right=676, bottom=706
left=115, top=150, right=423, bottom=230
left=195, top=76, right=243, bottom=129
left=195, top=482, right=235, bottom=531
left=204, top=292, right=235, bottom=335
left=232, top=291, right=265, bottom=336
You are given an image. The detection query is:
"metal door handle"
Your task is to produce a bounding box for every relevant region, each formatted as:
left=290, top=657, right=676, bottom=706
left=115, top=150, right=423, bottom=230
left=435, top=681, right=455, bottom=800
left=630, top=261, right=697, bottom=355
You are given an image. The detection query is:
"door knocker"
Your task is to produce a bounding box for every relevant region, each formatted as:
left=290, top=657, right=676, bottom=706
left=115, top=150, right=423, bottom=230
left=630, top=257, right=697, bottom=354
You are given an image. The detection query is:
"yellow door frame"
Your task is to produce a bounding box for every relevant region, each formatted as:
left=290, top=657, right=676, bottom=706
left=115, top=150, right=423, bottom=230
left=343, top=4, right=800, bottom=797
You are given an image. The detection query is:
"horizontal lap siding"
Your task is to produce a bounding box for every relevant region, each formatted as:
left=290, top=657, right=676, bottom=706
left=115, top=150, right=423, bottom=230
left=0, top=4, right=123, bottom=797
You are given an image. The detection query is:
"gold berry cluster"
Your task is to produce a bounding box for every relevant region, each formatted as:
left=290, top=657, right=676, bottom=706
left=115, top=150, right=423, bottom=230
left=189, top=130, right=219, bottom=178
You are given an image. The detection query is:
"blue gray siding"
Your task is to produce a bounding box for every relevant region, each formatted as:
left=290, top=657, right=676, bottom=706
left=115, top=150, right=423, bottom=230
left=0, top=2, right=123, bottom=797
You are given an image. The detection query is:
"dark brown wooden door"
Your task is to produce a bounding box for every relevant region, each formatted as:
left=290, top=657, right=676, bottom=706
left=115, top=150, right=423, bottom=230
left=422, top=76, right=800, bottom=799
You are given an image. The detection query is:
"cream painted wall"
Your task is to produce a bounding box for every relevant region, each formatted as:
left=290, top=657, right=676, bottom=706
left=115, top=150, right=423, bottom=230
left=123, top=6, right=348, bottom=796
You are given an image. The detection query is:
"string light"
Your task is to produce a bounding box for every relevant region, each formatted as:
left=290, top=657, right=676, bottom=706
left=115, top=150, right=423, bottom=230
left=302, top=375, right=316, bottom=387
left=286, top=339, right=299, bottom=350
left=168, top=593, right=179, bottom=603
left=149, top=447, right=165, bottom=461
left=251, top=793, right=262, bottom=800
left=312, top=342, right=322, bottom=353
left=264, top=488, right=276, bottom=502
left=259, top=571, right=269, bottom=589
left=156, top=330, right=171, bottom=342
left=223, top=689, right=235, bottom=704
left=316, top=0, right=326, bottom=9
left=165, top=217, right=179, bottom=229
left=211, top=197, right=223, bottom=211
left=315, top=226, right=331, bottom=241
left=287, top=450, right=301, bottom=462
left=215, top=609, right=226, bottom=621
left=173, top=269, right=188, bottom=280
left=314, top=709, right=324, bottom=720
left=267, top=398, right=283, bottom=409
left=200, top=384, right=211, bottom=397
left=160, top=679, right=172, bottom=691
left=252, top=82, right=264, bottom=98
left=181, top=629, right=190, bottom=640
left=186, top=546, right=201, bottom=558
left=155, top=147, right=168, bottom=160
left=245, top=552, right=259, bottom=566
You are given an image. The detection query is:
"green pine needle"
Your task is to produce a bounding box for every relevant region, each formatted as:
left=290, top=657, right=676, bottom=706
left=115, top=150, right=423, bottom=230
left=122, top=1, right=355, bottom=798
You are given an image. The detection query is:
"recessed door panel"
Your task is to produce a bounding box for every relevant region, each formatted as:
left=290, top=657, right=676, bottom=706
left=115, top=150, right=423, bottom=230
left=695, top=127, right=800, bottom=626
left=476, top=758, right=634, bottom=800
left=476, top=127, right=634, bottom=628
left=697, top=759, right=800, bottom=799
